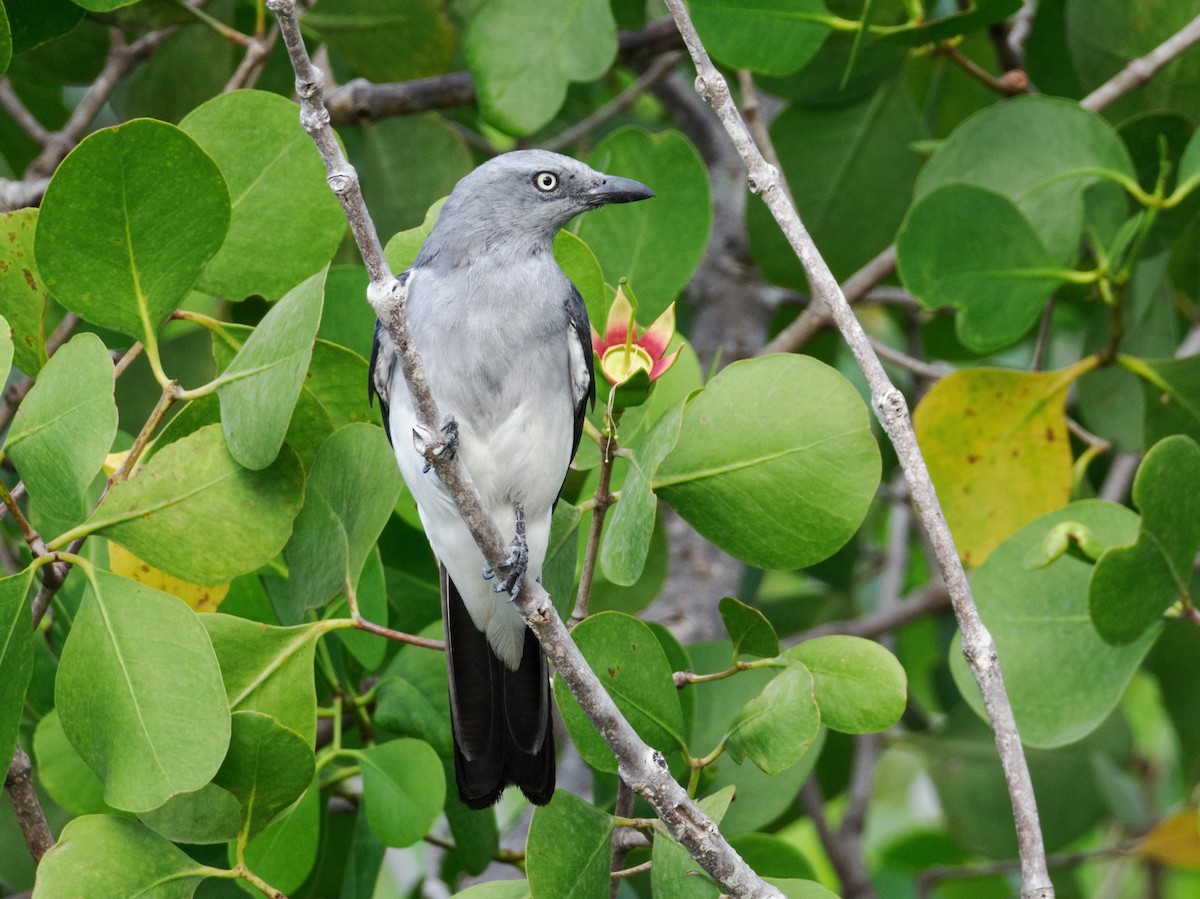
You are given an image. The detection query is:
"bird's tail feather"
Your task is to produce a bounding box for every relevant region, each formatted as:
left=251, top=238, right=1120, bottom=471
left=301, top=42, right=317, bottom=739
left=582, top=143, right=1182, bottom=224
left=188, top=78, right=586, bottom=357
left=443, top=568, right=555, bottom=809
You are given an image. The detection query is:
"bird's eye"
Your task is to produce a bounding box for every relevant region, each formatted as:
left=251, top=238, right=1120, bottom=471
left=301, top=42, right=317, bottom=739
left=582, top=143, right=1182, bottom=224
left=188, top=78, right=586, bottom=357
left=534, top=171, right=558, bottom=192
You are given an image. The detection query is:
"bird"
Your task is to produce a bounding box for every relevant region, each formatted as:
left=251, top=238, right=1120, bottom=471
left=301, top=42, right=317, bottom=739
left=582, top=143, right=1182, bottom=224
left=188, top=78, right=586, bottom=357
left=369, top=150, right=654, bottom=809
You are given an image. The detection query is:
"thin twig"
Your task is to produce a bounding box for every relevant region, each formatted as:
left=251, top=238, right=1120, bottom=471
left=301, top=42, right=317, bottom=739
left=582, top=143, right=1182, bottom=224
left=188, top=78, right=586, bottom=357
left=0, top=80, right=51, bottom=145
left=268, top=3, right=782, bottom=895
left=5, top=747, right=54, bottom=862
left=612, top=860, right=653, bottom=879
left=1081, top=14, right=1200, bottom=112
left=570, top=433, right=617, bottom=626
left=544, top=52, right=683, bottom=153
left=939, top=44, right=1030, bottom=96
left=658, top=8, right=1055, bottom=893
left=787, top=584, right=950, bottom=646
left=869, top=337, right=952, bottom=381
left=1030, top=295, right=1056, bottom=372
left=610, top=778, right=637, bottom=898
left=916, top=844, right=1131, bottom=899
left=224, top=25, right=280, bottom=92
left=800, top=779, right=876, bottom=899
left=761, top=246, right=898, bottom=356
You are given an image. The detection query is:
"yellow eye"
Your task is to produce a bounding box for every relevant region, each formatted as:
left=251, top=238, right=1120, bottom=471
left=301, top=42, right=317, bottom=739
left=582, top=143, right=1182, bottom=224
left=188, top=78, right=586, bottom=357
left=534, top=171, right=558, bottom=191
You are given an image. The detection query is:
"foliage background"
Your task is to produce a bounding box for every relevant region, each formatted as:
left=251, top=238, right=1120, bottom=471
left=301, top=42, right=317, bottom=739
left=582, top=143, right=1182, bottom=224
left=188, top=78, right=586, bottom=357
left=2, top=0, right=1200, bottom=897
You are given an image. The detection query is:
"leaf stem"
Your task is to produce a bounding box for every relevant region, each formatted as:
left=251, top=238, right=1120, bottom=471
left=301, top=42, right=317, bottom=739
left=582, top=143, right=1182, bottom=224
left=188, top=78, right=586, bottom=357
left=570, top=431, right=618, bottom=626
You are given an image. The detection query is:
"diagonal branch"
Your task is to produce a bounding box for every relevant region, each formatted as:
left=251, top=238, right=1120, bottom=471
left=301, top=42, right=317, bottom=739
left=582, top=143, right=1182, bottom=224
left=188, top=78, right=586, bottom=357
left=660, top=2, right=1055, bottom=897
left=1080, top=14, right=1200, bottom=112
left=266, top=2, right=782, bottom=896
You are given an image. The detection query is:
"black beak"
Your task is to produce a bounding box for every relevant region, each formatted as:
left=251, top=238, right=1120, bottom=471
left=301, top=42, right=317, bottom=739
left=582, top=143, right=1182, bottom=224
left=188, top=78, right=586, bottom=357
left=585, top=175, right=655, bottom=205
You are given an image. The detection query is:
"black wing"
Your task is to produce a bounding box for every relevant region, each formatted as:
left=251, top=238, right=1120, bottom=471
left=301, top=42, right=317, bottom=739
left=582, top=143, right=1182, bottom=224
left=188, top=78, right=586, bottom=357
left=565, top=282, right=596, bottom=467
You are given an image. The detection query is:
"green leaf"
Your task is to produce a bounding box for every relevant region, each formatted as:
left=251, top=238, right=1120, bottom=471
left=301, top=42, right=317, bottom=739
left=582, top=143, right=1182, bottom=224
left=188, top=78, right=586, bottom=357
left=302, top=0, right=454, bottom=82
left=55, top=569, right=231, bottom=812
left=319, top=265, right=374, bottom=360
left=0, top=209, right=51, bottom=373
left=201, top=615, right=322, bottom=744
left=0, top=569, right=34, bottom=769
left=787, top=635, right=906, bottom=734
left=655, top=355, right=880, bottom=569
left=451, top=883, right=530, bottom=899
left=285, top=422, right=403, bottom=613
left=554, top=611, right=685, bottom=773
left=1131, top=354, right=1200, bottom=447
left=726, top=661, right=820, bottom=776
left=241, top=776, right=320, bottom=895
left=328, top=546, right=389, bottom=669
left=913, top=95, right=1135, bottom=262
left=357, top=738, right=445, bottom=847
left=359, top=114, right=471, bottom=240
left=580, top=128, right=712, bottom=322
left=543, top=500, right=582, bottom=618
left=881, top=0, right=1021, bottom=46
left=688, top=0, right=833, bottom=76
left=765, top=879, right=841, bottom=899
left=600, top=398, right=686, bottom=586
left=4, top=332, right=116, bottom=529
left=34, top=709, right=120, bottom=818
left=748, top=80, right=925, bottom=285
left=71, top=424, right=305, bottom=584
left=1089, top=435, right=1200, bottom=644
left=136, top=782, right=241, bottom=845
left=912, top=363, right=1089, bottom=566
left=898, top=184, right=1067, bottom=354
left=464, top=0, right=616, bottom=135
left=216, top=268, right=326, bottom=469
left=213, top=710, right=314, bottom=840
left=34, top=815, right=212, bottom=898
left=5, top=0, right=82, bottom=54
left=35, top=119, right=230, bottom=342
left=686, top=642, right=823, bottom=836
left=180, top=90, right=346, bottom=301
left=375, top=635, right=452, bottom=757
left=0, top=5, right=9, bottom=75
left=527, top=791, right=613, bottom=899
left=443, top=773, right=499, bottom=877
left=949, top=500, right=1157, bottom=748
left=553, top=230, right=605, bottom=328
left=383, top=196, right=446, bottom=273
left=718, top=597, right=780, bottom=661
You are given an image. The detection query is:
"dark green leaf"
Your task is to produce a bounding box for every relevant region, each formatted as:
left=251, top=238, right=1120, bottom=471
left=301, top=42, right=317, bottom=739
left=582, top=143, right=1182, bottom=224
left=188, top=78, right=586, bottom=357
left=180, top=90, right=346, bottom=301
left=554, top=611, right=685, bottom=773
left=136, top=782, right=241, bottom=845
left=726, top=662, right=820, bottom=775
left=655, top=355, right=880, bottom=569
left=787, top=635, right=906, bottom=733
left=4, top=332, right=115, bottom=529
left=749, top=79, right=924, bottom=284
left=34, top=815, right=212, bottom=897
left=35, top=119, right=229, bottom=342
left=302, top=0, right=454, bottom=82
left=527, top=791, right=613, bottom=899
left=285, top=422, right=403, bottom=612
left=0, top=569, right=34, bottom=770
left=897, top=184, right=1066, bottom=353
left=1089, top=435, right=1200, bottom=644
left=580, top=128, right=711, bottom=322
left=71, top=424, right=304, bottom=583
left=1132, top=354, right=1200, bottom=446
left=464, top=0, right=616, bottom=135
left=718, top=597, right=779, bottom=661
left=328, top=546, right=389, bottom=668
left=215, top=268, right=325, bottom=469
left=241, top=776, right=320, bottom=894
left=56, top=569, right=231, bottom=812
left=34, top=709, right=119, bottom=818
left=357, top=738, right=445, bottom=847
left=213, top=710, right=314, bottom=840
left=689, top=0, right=832, bottom=76
left=4, top=0, right=83, bottom=54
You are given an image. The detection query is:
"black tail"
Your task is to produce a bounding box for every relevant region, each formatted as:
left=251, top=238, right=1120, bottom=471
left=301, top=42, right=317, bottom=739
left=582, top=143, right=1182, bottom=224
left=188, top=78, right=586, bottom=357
left=442, top=567, right=555, bottom=809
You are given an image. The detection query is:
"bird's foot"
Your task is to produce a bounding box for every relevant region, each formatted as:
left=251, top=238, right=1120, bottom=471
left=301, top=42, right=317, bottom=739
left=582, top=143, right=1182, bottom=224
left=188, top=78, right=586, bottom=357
left=483, top=504, right=528, bottom=598
left=414, top=416, right=459, bottom=473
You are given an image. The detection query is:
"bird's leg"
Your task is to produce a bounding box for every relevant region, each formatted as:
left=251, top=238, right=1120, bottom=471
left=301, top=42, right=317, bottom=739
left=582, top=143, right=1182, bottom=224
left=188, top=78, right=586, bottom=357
left=413, top=415, right=459, bottom=473
left=482, top=503, right=528, bottom=597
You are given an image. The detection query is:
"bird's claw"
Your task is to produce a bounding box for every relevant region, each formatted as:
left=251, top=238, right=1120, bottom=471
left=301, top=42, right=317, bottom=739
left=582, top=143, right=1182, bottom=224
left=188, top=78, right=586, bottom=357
left=483, top=505, right=528, bottom=598
left=413, top=416, right=459, bottom=473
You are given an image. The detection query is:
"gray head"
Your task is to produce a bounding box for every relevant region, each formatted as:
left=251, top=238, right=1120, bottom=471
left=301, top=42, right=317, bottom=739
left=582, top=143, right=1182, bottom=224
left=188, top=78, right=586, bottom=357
left=416, top=150, right=654, bottom=265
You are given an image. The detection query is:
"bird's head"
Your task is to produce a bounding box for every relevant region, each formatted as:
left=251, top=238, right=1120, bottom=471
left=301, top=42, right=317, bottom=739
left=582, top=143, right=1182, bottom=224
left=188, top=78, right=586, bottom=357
left=419, top=150, right=654, bottom=262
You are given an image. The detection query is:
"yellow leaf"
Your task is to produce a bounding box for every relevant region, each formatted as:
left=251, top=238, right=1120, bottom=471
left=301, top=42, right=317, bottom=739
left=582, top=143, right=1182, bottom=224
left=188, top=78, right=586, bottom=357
left=913, top=359, right=1097, bottom=567
left=107, top=541, right=229, bottom=613
left=1133, top=810, right=1200, bottom=868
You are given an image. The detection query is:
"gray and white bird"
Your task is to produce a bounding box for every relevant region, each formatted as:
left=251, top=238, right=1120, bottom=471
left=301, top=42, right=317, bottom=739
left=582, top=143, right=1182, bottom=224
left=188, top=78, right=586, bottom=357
left=370, top=150, right=654, bottom=808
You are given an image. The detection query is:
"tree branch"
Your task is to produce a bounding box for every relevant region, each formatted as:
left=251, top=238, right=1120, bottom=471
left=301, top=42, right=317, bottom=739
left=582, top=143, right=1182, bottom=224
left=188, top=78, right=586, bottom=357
left=660, top=4, right=1054, bottom=895
left=5, top=747, right=54, bottom=863
left=1080, top=14, right=1200, bottom=112
left=267, top=2, right=782, bottom=895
